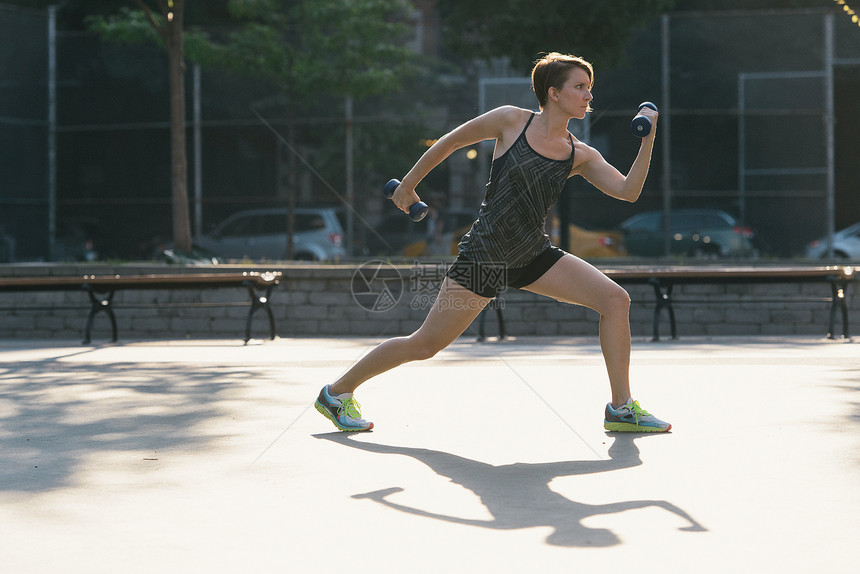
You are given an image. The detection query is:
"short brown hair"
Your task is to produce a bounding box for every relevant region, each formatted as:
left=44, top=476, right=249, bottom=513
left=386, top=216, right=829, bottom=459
left=531, top=52, right=594, bottom=109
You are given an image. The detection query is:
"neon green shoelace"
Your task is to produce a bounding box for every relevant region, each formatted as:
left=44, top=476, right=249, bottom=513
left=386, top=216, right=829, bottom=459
left=630, top=400, right=651, bottom=419
left=340, top=397, right=363, bottom=419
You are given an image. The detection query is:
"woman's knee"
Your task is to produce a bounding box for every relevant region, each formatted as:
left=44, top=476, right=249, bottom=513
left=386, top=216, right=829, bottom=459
left=405, top=334, right=447, bottom=361
left=602, top=285, right=631, bottom=317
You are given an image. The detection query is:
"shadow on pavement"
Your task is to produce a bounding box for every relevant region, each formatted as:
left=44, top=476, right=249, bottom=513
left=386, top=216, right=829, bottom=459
left=315, top=432, right=706, bottom=547
left=0, top=352, right=259, bottom=493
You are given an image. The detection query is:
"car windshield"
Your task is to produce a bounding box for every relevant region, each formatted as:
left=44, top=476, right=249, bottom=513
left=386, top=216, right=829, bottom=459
left=699, top=213, right=732, bottom=228
left=296, top=213, right=327, bottom=232
left=218, top=215, right=262, bottom=237
left=216, top=211, right=330, bottom=237
left=624, top=214, right=661, bottom=232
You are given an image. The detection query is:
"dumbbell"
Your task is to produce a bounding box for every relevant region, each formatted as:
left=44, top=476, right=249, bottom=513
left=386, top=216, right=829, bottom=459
left=383, top=179, right=429, bottom=222
left=631, top=101, right=658, bottom=137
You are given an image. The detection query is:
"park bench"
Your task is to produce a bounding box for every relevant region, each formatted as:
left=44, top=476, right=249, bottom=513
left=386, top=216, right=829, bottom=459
left=0, top=271, right=281, bottom=344
left=478, top=265, right=856, bottom=342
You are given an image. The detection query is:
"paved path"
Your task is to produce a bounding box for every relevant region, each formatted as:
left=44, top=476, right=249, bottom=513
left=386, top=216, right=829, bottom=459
left=0, top=336, right=857, bottom=573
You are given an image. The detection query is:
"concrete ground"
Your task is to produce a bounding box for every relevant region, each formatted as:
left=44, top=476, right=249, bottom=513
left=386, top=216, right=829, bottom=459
left=0, top=335, right=857, bottom=573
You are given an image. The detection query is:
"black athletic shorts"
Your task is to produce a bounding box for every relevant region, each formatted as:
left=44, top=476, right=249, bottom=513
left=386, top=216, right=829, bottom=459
left=445, top=246, right=566, bottom=298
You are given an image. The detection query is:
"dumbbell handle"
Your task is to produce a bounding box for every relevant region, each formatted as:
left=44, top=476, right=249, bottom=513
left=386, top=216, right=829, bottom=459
left=631, top=101, right=658, bottom=138
left=383, top=179, right=429, bottom=222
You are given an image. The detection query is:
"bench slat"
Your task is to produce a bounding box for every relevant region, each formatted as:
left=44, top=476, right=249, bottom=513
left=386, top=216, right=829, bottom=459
left=601, top=266, right=854, bottom=282
left=0, top=272, right=281, bottom=292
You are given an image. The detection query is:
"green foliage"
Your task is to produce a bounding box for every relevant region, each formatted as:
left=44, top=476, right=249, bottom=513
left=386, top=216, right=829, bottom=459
left=673, top=0, right=824, bottom=9
left=85, top=0, right=416, bottom=102
left=437, top=0, right=676, bottom=71
left=298, top=0, right=416, bottom=98
left=86, top=5, right=215, bottom=56
left=205, top=0, right=417, bottom=100
left=200, top=21, right=293, bottom=87
left=85, top=7, right=160, bottom=45
left=225, top=0, right=282, bottom=20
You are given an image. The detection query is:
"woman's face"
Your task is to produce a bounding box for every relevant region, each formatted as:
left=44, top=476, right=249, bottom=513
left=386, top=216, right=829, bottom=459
left=551, top=67, right=593, bottom=119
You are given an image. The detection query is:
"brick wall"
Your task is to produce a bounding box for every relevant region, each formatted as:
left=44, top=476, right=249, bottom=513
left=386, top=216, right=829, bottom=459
left=1, top=262, right=857, bottom=342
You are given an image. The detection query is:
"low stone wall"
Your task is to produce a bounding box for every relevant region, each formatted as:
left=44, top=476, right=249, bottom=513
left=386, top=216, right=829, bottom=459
left=1, top=262, right=857, bottom=342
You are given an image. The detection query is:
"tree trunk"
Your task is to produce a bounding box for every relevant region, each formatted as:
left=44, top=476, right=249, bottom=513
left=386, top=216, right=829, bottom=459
left=165, top=0, right=192, bottom=253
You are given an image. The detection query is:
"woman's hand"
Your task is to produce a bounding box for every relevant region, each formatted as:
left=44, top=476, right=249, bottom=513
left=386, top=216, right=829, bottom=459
left=392, top=184, right=422, bottom=215
left=635, top=105, right=659, bottom=138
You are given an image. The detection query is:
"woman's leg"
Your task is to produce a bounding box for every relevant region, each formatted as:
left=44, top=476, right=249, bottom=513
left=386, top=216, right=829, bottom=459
left=521, top=253, right=633, bottom=406
left=330, top=277, right=491, bottom=395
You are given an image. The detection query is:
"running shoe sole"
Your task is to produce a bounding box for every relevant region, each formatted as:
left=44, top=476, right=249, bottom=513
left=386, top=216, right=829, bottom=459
left=603, top=421, right=671, bottom=433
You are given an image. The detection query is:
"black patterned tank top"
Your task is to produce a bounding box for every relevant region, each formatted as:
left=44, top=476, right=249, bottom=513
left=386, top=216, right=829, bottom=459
left=457, top=113, right=574, bottom=267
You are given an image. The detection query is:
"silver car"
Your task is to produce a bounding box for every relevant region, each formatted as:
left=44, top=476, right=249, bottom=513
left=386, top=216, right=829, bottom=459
left=198, top=207, right=346, bottom=261
left=805, top=222, right=860, bottom=260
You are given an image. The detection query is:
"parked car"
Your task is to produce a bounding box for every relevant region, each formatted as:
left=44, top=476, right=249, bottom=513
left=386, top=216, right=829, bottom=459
left=805, top=221, right=860, bottom=260
left=617, top=209, right=757, bottom=258
left=367, top=208, right=479, bottom=257
left=197, top=207, right=346, bottom=262
left=384, top=209, right=627, bottom=259
left=551, top=218, right=627, bottom=258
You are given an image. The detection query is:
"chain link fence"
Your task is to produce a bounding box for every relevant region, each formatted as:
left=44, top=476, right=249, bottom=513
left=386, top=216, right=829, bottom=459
left=1, top=6, right=859, bottom=262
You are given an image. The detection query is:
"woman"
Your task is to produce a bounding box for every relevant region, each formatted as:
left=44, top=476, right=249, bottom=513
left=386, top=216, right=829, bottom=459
left=315, top=52, right=669, bottom=433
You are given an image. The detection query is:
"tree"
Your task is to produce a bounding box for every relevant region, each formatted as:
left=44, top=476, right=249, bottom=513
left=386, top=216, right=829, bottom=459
left=673, top=0, right=823, bottom=10
left=195, top=0, right=416, bottom=258
left=88, top=0, right=193, bottom=252
left=197, top=0, right=414, bottom=98
left=437, top=0, right=676, bottom=71
left=88, top=0, right=416, bottom=258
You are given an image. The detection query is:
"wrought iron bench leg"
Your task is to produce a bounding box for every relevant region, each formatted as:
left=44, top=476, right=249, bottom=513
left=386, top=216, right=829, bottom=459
left=827, top=277, right=851, bottom=340
left=244, top=282, right=278, bottom=344
left=649, top=278, right=676, bottom=341
left=82, top=285, right=117, bottom=344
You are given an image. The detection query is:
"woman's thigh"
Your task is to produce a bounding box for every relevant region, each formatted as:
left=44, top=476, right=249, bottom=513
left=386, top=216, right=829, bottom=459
left=520, top=253, right=628, bottom=315
left=410, top=277, right=492, bottom=349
